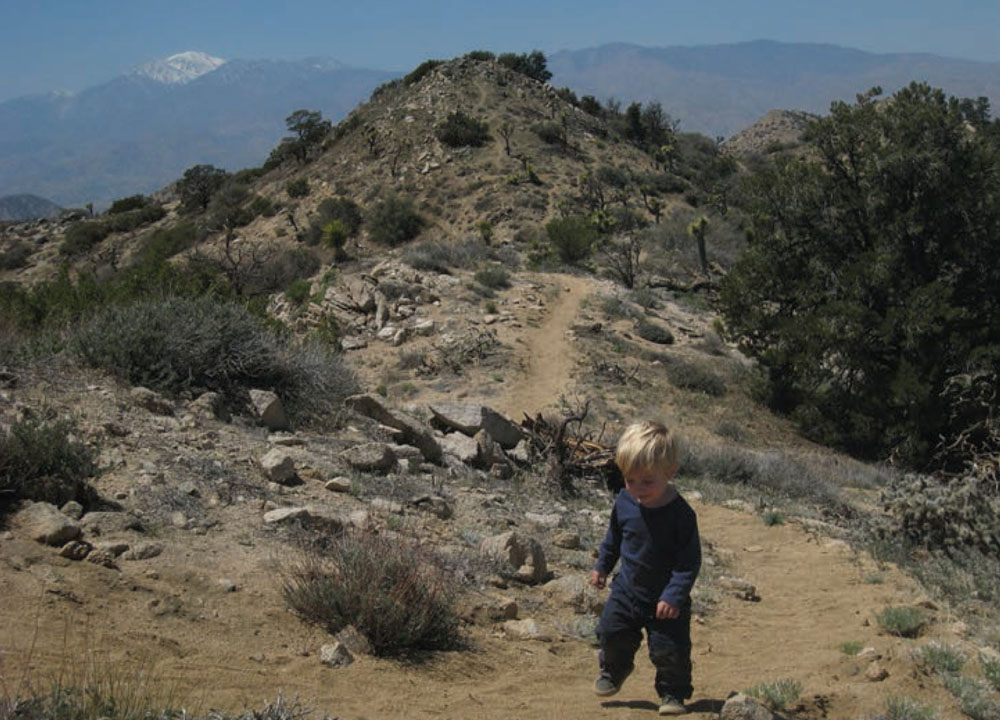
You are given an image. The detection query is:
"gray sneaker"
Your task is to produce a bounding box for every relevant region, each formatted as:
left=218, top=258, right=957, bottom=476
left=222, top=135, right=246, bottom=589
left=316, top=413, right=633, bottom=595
left=593, top=668, right=632, bottom=697
left=659, top=694, right=686, bottom=715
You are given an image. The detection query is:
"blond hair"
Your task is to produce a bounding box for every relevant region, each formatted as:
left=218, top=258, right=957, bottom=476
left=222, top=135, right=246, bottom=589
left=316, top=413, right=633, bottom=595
left=615, top=420, right=681, bottom=476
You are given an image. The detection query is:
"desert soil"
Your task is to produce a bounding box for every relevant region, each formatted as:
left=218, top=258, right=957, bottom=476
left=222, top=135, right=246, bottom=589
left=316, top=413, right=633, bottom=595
left=0, top=272, right=969, bottom=719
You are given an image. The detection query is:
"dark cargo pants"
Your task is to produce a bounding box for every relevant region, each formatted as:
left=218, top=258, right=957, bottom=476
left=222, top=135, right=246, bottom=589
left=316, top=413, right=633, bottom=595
left=595, top=587, right=693, bottom=700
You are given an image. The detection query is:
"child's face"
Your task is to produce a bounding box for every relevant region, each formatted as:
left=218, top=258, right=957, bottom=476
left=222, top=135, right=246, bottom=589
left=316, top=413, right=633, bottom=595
left=624, top=462, right=678, bottom=507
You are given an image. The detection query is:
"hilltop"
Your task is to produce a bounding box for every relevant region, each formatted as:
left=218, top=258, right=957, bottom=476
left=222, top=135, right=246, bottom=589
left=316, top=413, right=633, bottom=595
left=2, top=56, right=999, bottom=720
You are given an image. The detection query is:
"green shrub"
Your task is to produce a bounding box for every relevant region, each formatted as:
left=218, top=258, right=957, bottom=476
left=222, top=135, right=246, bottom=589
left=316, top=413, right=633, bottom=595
left=0, top=417, right=99, bottom=518
left=402, top=239, right=488, bottom=273
left=533, top=121, right=565, bottom=145
left=285, top=279, right=312, bottom=305
left=103, top=204, right=166, bottom=233
left=762, top=511, right=785, bottom=526
left=464, top=50, right=495, bottom=62
left=665, top=359, right=726, bottom=396
left=286, top=178, right=310, bottom=198
left=839, top=641, right=863, bottom=656
left=545, top=215, right=597, bottom=263
left=886, top=696, right=939, bottom=720
left=877, top=606, right=925, bottom=637
left=982, top=654, right=1000, bottom=692
left=0, top=240, right=33, bottom=270
left=744, top=678, right=801, bottom=711
left=436, top=111, right=491, bottom=148
left=636, top=320, right=674, bottom=345
left=474, top=266, right=511, bottom=289
left=403, top=59, right=443, bottom=86
left=60, top=221, right=110, bottom=256
left=67, top=297, right=357, bottom=425
left=282, top=529, right=462, bottom=657
left=942, top=675, right=1000, bottom=720
left=366, top=195, right=424, bottom=247
left=303, top=196, right=363, bottom=250
left=107, top=194, right=150, bottom=215
left=917, top=642, right=966, bottom=674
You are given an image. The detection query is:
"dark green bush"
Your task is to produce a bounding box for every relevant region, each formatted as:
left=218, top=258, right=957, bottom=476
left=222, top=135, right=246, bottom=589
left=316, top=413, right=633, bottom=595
left=403, top=59, right=443, bottom=86
left=474, top=266, right=511, bottom=289
left=283, top=529, right=462, bottom=657
left=285, top=279, right=312, bottom=305
left=107, top=194, right=150, bottom=215
left=636, top=320, right=674, bottom=345
left=464, top=50, right=495, bottom=62
left=60, top=221, right=110, bottom=257
left=366, top=195, right=424, bottom=247
left=303, top=197, right=363, bottom=248
left=665, top=358, right=725, bottom=396
left=286, top=178, right=310, bottom=198
left=877, top=606, right=925, bottom=637
left=545, top=215, right=597, bottom=263
left=533, top=121, right=565, bottom=146
left=104, top=204, right=166, bottom=233
left=0, top=417, right=100, bottom=518
left=0, top=240, right=32, bottom=270
left=67, top=297, right=357, bottom=424
left=436, top=111, right=491, bottom=148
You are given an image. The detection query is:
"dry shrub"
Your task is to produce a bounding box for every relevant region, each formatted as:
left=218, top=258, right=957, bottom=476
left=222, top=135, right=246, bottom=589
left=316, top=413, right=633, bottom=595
left=282, top=529, right=462, bottom=657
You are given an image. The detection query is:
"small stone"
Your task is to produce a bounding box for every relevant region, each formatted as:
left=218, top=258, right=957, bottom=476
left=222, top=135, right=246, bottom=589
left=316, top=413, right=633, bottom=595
left=124, top=541, right=164, bottom=560
left=319, top=642, right=354, bottom=668
left=260, top=449, right=298, bottom=485
left=248, top=389, right=290, bottom=431
left=335, top=625, right=372, bottom=655
left=60, top=501, right=84, bottom=520
left=263, top=507, right=311, bottom=524
left=219, top=579, right=238, bottom=593
left=325, top=477, right=352, bottom=492
left=503, top=618, right=549, bottom=640
left=865, top=662, right=889, bottom=681
left=59, top=540, right=93, bottom=561
left=720, top=693, right=774, bottom=720
left=552, top=531, right=581, bottom=550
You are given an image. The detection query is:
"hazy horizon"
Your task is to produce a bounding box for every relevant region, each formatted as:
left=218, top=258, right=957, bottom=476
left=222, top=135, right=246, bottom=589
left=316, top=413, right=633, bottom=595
left=3, top=0, right=999, bottom=103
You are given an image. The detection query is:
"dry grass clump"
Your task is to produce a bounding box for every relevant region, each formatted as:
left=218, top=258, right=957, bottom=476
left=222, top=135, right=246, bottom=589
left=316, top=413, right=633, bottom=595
left=282, top=529, right=463, bottom=658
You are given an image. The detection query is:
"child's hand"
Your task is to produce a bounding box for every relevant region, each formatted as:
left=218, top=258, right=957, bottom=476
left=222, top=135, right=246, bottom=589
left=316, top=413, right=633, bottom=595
left=655, top=600, right=680, bottom=620
left=589, top=570, right=607, bottom=589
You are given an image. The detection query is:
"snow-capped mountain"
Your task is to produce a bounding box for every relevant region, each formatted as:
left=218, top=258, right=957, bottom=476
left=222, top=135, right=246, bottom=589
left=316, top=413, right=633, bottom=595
left=132, top=51, right=227, bottom=85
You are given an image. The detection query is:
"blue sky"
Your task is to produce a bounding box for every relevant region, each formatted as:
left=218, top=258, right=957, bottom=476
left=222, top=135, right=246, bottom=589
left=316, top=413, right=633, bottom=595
left=3, top=0, right=999, bottom=102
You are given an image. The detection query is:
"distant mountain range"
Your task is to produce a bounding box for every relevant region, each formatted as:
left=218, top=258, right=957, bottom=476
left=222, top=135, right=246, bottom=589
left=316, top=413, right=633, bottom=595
left=0, top=193, right=62, bottom=221
left=3, top=41, right=1000, bottom=211
left=0, top=52, right=397, bottom=208
left=548, top=40, right=1000, bottom=138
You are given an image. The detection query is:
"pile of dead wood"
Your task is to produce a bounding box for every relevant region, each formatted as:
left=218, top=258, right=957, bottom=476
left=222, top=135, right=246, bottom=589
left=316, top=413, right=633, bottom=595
left=517, top=402, right=624, bottom=493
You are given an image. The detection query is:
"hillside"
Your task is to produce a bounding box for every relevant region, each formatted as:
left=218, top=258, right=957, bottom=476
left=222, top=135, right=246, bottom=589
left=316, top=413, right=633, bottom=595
left=2, top=56, right=999, bottom=720
left=0, top=193, right=62, bottom=221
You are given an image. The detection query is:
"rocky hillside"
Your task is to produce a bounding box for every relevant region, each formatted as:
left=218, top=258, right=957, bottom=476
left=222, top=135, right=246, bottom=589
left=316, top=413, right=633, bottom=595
left=2, top=56, right=999, bottom=720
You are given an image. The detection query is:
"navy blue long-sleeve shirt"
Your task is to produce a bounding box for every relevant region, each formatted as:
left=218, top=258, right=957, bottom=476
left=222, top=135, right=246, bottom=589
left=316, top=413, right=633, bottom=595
left=594, top=490, right=701, bottom=608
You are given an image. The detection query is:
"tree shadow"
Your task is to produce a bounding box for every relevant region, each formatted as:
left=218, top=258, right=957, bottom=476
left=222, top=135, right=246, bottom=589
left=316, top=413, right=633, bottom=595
left=601, top=698, right=725, bottom=714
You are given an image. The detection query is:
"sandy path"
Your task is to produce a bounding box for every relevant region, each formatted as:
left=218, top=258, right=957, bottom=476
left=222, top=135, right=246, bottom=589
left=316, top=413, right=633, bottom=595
left=493, top=273, right=591, bottom=420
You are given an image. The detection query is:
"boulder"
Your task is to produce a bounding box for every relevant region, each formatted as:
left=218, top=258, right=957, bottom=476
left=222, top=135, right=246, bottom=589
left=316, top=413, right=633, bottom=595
left=248, top=389, right=290, bottom=431
left=79, top=511, right=143, bottom=536
left=481, top=407, right=524, bottom=449
left=429, top=403, right=483, bottom=435
left=319, top=642, right=354, bottom=668
left=338, top=443, right=396, bottom=474
left=720, top=694, right=775, bottom=720
left=259, top=449, right=297, bottom=485
left=345, top=394, right=442, bottom=462
left=439, top=432, right=479, bottom=464
left=542, top=575, right=604, bottom=614
left=480, top=531, right=549, bottom=584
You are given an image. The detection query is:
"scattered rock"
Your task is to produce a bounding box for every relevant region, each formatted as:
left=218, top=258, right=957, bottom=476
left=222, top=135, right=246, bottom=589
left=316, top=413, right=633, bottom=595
left=130, top=387, right=174, bottom=416
left=411, top=495, right=453, bottom=519
left=480, top=407, right=523, bottom=449
left=865, top=663, right=889, bottom=681
left=335, top=625, right=372, bottom=655
left=345, top=394, right=442, bottom=462
left=718, top=576, right=760, bottom=601
left=248, top=389, right=290, bottom=431
left=339, top=443, right=397, bottom=474
left=124, top=541, right=164, bottom=560
left=429, top=403, right=483, bottom=435
left=259, top=449, right=298, bottom=485
left=219, top=579, right=238, bottom=593
left=16, top=503, right=81, bottom=546
left=319, top=642, right=354, bottom=668
left=263, top=507, right=311, bottom=525
left=325, top=477, right=353, bottom=493
left=503, top=618, right=549, bottom=640
left=59, top=540, right=93, bottom=561
left=720, top=693, right=775, bottom=720
left=60, top=501, right=84, bottom=520
left=480, top=531, right=549, bottom=584
left=79, top=511, right=143, bottom=536
left=552, top=531, right=581, bottom=550
left=542, top=575, right=604, bottom=614
left=440, top=432, right=479, bottom=464
left=190, top=392, right=229, bottom=421
left=524, top=512, right=561, bottom=529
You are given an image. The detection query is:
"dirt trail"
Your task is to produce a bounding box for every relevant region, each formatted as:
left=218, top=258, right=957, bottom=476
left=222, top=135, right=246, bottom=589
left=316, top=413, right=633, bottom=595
left=493, top=273, right=591, bottom=420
